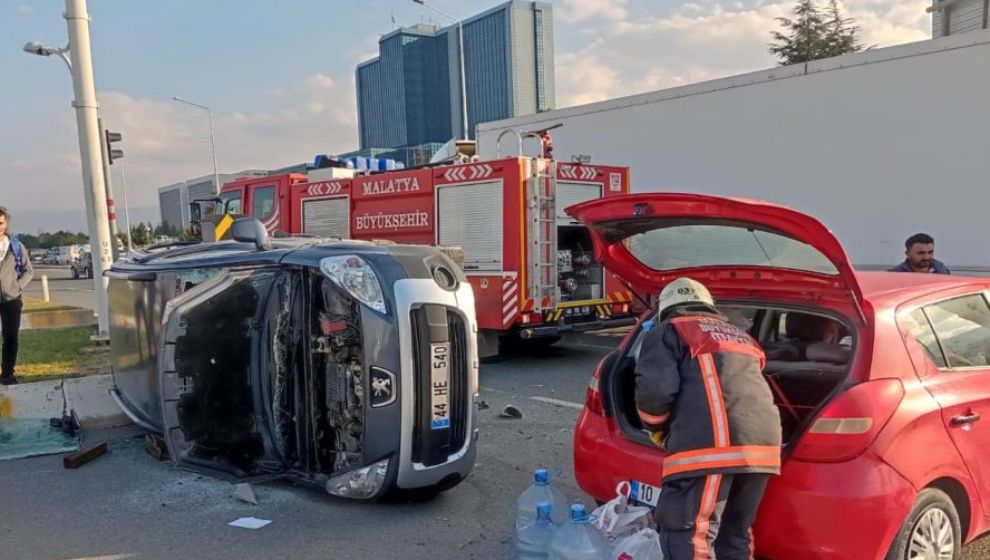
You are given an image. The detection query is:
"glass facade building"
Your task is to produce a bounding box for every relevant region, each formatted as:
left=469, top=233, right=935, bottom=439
left=356, top=1, right=554, bottom=156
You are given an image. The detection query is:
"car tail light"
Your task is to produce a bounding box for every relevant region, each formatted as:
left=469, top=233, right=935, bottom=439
left=585, top=355, right=609, bottom=416
left=791, top=379, right=904, bottom=463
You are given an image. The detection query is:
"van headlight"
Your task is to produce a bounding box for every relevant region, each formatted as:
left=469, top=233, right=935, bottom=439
left=325, top=459, right=390, bottom=499
left=320, top=255, right=387, bottom=314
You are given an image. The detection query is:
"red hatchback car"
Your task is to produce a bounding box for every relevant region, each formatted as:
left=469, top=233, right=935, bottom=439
left=567, top=193, right=990, bottom=560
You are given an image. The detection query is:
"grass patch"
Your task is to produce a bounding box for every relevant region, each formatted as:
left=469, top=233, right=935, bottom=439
left=13, top=326, right=109, bottom=382
left=21, top=297, right=80, bottom=315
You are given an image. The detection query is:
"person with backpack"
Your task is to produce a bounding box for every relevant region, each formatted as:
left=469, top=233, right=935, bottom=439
left=0, top=206, right=34, bottom=385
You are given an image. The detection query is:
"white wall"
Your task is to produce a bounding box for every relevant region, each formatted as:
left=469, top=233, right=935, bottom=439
left=478, top=31, right=990, bottom=270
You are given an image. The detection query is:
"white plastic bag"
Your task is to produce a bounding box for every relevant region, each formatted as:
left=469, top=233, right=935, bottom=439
left=591, top=481, right=654, bottom=541
left=611, top=527, right=663, bottom=560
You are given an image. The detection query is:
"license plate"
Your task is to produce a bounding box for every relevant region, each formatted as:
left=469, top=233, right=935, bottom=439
left=629, top=480, right=661, bottom=507
left=430, top=342, right=451, bottom=430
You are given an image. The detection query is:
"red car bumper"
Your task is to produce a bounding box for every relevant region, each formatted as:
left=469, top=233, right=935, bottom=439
left=574, top=410, right=915, bottom=560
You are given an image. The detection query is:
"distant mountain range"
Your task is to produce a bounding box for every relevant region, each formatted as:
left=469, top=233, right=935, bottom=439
left=11, top=206, right=162, bottom=234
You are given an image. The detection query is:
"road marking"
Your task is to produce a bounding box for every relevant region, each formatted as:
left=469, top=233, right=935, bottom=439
left=575, top=343, right=618, bottom=350
left=530, top=396, right=584, bottom=410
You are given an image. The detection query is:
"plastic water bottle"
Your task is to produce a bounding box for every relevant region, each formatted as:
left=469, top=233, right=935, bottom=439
left=548, top=504, right=610, bottom=560
left=516, top=469, right=570, bottom=529
left=514, top=502, right=556, bottom=559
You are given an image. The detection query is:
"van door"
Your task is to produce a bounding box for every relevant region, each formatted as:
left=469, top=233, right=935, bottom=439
left=158, top=268, right=284, bottom=480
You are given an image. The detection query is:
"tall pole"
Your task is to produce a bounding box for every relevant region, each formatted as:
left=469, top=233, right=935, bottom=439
left=65, top=0, right=112, bottom=338
left=412, top=1, right=469, bottom=140
left=173, top=97, right=221, bottom=195
left=97, top=117, right=120, bottom=261
left=119, top=160, right=133, bottom=252
left=456, top=20, right=468, bottom=139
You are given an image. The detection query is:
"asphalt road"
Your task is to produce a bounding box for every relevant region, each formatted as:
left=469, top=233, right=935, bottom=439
left=1, top=333, right=988, bottom=560
left=22, top=266, right=97, bottom=311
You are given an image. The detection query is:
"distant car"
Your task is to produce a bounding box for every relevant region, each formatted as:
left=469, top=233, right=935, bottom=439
left=71, top=252, right=93, bottom=279
left=107, top=218, right=478, bottom=500
left=568, top=193, right=990, bottom=560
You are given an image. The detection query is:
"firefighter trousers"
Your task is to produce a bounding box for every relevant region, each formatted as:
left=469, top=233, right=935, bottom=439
left=656, top=473, right=770, bottom=560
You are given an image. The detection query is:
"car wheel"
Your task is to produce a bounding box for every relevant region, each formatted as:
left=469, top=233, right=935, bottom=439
left=885, top=488, right=961, bottom=560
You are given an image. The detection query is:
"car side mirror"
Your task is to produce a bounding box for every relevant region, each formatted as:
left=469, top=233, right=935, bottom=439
left=230, top=217, right=272, bottom=251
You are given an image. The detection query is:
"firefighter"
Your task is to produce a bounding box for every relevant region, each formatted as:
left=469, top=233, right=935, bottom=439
left=635, top=278, right=781, bottom=560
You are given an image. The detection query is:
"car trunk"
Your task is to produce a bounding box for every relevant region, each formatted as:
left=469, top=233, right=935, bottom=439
left=604, top=304, right=856, bottom=450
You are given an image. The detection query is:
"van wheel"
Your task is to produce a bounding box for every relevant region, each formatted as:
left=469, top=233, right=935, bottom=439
left=885, top=488, right=961, bottom=560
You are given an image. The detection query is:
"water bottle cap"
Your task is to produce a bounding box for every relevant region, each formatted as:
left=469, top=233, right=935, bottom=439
left=536, top=502, right=552, bottom=519
left=570, top=504, right=587, bottom=522
left=534, top=468, right=549, bottom=485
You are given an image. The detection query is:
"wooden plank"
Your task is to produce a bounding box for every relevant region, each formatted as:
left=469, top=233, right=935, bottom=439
left=62, top=441, right=108, bottom=469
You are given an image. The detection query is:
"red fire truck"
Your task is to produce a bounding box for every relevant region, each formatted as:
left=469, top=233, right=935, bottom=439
left=209, top=155, right=637, bottom=357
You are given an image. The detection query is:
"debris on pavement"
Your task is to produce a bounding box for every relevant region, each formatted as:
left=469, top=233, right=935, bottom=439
left=499, top=405, right=523, bottom=419
left=478, top=400, right=491, bottom=410
left=0, top=417, right=81, bottom=461
left=228, top=517, right=272, bottom=530
left=63, top=441, right=109, bottom=469
left=144, top=433, right=170, bottom=461
left=234, top=483, right=259, bottom=505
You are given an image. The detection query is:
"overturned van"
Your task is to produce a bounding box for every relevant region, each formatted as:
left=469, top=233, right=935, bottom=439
left=106, top=220, right=479, bottom=500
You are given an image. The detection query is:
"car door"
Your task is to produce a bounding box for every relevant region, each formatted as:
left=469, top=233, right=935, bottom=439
left=158, top=267, right=285, bottom=480
left=905, top=293, right=990, bottom=517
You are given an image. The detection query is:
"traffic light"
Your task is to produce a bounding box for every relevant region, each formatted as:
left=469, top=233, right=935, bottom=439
left=105, top=129, right=123, bottom=165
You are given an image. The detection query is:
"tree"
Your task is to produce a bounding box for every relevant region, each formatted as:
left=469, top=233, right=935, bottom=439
left=823, top=0, right=862, bottom=58
left=130, top=223, right=152, bottom=247
left=769, top=0, right=861, bottom=66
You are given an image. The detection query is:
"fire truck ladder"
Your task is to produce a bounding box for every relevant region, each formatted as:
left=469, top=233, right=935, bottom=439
left=526, top=158, right=558, bottom=314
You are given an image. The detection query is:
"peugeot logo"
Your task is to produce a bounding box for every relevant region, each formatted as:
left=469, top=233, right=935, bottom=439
left=369, top=367, right=397, bottom=408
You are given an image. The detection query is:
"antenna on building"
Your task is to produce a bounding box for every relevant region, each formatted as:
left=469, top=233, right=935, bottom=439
left=391, top=12, right=397, bottom=29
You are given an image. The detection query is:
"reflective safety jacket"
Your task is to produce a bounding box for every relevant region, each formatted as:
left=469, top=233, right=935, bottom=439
left=635, top=307, right=782, bottom=482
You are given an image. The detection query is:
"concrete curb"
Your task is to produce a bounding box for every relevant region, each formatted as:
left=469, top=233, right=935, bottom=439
left=21, top=308, right=97, bottom=330
left=0, top=374, right=132, bottom=430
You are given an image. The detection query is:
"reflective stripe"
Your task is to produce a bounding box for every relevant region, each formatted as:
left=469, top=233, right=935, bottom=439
left=637, top=409, right=670, bottom=425
left=663, top=445, right=781, bottom=477
left=698, top=353, right=730, bottom=448
left=692, top=474, right=722, bottom=560
left=215, top=214, right=235, bottom=240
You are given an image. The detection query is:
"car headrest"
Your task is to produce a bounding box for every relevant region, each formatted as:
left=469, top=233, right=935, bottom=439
left=805, top=342, right=851, bottom=365
left=763, top=341, right=803, bottom=361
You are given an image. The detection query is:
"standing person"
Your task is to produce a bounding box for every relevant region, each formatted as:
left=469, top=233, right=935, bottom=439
left=635, top=278, right=781, bottom=560
left=0, top=206, right=34, bottom=385
left=889, top=233, right=951, bottom=274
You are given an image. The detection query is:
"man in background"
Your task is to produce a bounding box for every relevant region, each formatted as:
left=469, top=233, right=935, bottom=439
left=890, top=233, right=951, bottom=274
left=1, top=206, right=35, bottom=385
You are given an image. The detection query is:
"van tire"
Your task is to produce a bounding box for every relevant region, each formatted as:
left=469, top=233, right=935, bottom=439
left=885, top=488, right=961, bottom=560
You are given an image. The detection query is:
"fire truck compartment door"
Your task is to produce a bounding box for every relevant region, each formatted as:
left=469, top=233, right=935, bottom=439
left=437, top=181, right=503, bottom=272
left=556, top=182, right=602, bottom=226
left=302, top=196, right=350, bottom=238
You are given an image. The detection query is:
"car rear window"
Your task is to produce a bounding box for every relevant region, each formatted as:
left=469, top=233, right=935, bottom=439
left=921, top=294, right=990, bottom=369
left=626, top=222, right=838, bottom=275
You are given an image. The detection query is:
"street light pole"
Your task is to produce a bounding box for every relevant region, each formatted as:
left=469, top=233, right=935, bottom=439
left=413, top=0, right=469, bottom=140
left=23, top=0, right=114, bottom=337
left=119, top=159, right=133, bottom=253
left=172, top=96, right=221, bottom=196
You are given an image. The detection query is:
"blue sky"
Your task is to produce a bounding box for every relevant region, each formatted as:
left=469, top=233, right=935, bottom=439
left=1, top=0, right=930, bottom=231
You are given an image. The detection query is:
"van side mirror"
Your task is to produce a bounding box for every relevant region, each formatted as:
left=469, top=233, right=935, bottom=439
left=231, top=217, right=272, bottom=251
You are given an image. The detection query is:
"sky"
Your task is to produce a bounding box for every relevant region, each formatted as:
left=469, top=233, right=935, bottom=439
left=0, top=0, right=931, bottom=232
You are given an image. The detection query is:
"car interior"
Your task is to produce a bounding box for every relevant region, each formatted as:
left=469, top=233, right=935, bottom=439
left=607, top=304, right=854, bottom=446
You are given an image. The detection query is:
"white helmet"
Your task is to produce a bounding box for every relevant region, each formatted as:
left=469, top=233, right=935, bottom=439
left=658, top=278, right=715, bottom=313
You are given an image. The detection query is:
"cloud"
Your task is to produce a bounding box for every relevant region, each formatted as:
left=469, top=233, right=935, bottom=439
left=0, top=72, right=358, bottom=222
left=553, top=0, right=932, bottom=108
left=16, top=5, right=36, bottom=15
left=558, top=0, right=630, bottom=24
